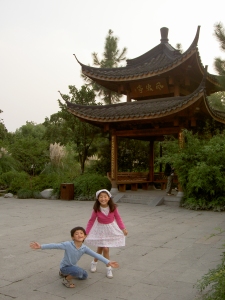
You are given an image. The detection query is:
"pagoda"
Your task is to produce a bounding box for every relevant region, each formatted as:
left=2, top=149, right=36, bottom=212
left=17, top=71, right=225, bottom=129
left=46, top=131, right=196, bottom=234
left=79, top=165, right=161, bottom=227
left=66, top=26, right=225, bottom=192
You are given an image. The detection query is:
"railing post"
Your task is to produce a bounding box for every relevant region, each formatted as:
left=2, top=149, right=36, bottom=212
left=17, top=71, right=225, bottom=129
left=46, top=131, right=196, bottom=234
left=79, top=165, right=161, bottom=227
left=111, top=131, right=118, bottom=188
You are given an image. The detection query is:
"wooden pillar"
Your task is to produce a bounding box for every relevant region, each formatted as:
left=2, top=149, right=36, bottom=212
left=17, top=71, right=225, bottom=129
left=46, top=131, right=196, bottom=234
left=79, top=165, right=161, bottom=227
left=159, top=143, right=162, bottom=172
left=174, top=83, right=180, bottom=96
left=178, top=130, right=184, bottom=148
left=126, top=91, right=131, bottom=102
left=177, top=130, right=184, bottom=193
left=149, top=140, right=154, bottom=182
left=111, top=132, right=118, bottom=188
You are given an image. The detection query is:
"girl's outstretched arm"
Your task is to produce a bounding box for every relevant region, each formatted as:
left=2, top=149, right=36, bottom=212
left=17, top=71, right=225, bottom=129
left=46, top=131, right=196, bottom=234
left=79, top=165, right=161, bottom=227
left=107, top=261, right=119, bottom=268
left=30, top=242, right=41, bottom=249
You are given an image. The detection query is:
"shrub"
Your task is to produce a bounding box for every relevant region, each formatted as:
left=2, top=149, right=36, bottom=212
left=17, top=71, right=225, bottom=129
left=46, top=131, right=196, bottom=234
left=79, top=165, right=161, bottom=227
left=158, top=130, right=225, bottom=211
left=17, top=189, right=43, bottom=199
left=74, top=174, right=111, bottom=200
left=195, top=247, right=225, bottom=299
left=32, top=190, right=43, bottom=199
left=0, top=171, right=30, bottom=193
left=17, top=189, right=34, bottom=199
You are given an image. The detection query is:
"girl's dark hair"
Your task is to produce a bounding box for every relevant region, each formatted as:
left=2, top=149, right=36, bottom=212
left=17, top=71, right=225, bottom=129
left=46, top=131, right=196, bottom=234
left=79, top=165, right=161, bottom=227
left=70, top=226, right=86, bottom=237
left=93, top=192, right=117, bottom=212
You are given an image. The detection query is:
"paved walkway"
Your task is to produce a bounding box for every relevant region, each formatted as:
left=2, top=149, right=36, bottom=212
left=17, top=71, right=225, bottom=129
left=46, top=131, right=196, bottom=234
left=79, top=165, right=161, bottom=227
left=0, top=196, right=225, bottom=300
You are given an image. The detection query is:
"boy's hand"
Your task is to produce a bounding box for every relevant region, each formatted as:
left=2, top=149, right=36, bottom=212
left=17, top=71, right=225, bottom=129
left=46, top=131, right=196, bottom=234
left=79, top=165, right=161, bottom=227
left=107, top=261, right=119, bottom=268
left=30, top=242, right=41, bottom=249
left=123, top=229, right=128, bottom=236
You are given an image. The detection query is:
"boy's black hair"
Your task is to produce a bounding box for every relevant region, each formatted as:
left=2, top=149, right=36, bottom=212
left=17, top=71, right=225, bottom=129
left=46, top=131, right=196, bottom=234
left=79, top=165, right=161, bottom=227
left=70, top=226, right=86, bottom=237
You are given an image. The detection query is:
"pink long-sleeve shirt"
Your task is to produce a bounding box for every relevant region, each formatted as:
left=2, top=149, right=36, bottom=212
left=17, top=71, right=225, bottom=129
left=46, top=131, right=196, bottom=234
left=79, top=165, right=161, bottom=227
left=86, top=208, right=125, bottom=234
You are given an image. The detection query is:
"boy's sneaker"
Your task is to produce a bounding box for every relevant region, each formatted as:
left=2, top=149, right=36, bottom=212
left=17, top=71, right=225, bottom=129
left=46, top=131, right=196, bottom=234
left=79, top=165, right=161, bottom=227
left=90, top=261, right=97, bottom=273
left=106, top=267, right=113, bottom=278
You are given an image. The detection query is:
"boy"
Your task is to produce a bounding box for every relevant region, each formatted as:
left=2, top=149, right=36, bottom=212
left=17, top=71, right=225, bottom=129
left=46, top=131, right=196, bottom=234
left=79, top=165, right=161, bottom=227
left=30, top=226, right=119, bottom=288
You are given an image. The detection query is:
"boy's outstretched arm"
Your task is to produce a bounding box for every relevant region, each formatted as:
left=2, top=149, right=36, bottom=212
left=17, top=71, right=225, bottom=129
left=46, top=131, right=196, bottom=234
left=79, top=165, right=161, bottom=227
left=107, top=261, right=119, bottom=268
left=30, top=242, right=41, bottom=249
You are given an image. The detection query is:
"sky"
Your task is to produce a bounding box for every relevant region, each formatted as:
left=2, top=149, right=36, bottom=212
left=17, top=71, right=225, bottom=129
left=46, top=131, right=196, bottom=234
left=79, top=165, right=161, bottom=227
left=1, top=0, right=225, bottom=132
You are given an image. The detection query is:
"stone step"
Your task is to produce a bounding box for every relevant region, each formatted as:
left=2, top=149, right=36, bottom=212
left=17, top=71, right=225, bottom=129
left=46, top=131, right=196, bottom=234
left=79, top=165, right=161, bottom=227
left=112, top=189, right=182, bottom=206
left=118, top=194, right=164, bottom=206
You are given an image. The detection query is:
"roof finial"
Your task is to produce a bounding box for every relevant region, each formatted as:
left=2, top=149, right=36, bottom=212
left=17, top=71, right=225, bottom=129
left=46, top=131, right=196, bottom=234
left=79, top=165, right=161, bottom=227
left=160, top=27, right=169, bottom=43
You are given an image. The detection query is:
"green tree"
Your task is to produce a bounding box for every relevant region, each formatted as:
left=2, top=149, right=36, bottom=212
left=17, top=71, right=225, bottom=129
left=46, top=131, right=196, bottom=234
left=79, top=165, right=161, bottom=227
left=0, top=110, right=8, bottom=141
left=82, top=29, right=127, bottom=104
left=9, top=136, right=48, bottom=175
left=14, top=121, right=46, bottom=139
left=118, top=139, right=150, bottom=172
left=214, top=22, right=225, bottom=87
left=50, top=85, right=101, bottom=174
left=208, top=91, right=225, bottom=111
left=175, top=43, right=183, bottom=53
left=43, top=113, right=71, bottom=145
left=158, top=130, right=225, bottom=211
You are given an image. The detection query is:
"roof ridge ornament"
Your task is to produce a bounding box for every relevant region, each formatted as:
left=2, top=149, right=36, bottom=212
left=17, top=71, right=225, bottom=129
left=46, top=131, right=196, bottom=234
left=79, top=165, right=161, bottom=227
left=160, top=27, right=169, bottom=44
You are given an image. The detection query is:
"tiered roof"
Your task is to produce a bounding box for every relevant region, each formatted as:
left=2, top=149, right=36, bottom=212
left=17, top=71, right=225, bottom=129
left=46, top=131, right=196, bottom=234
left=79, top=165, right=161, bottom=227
left=67, top=26, right=225, bottom=134
left=75, top=26, right=223, bottom=97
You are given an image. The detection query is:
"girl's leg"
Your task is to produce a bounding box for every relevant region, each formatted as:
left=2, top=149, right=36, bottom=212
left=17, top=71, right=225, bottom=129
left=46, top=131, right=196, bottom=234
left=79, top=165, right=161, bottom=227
left=91, top=247, right=103, bottom=272
left=103, top=248, right=113, bottom=278
left=91, top=246, right=105, bottom=272
left=102, top=247, right=110, bottom=259
left=93, top=247, right=103, bottom=262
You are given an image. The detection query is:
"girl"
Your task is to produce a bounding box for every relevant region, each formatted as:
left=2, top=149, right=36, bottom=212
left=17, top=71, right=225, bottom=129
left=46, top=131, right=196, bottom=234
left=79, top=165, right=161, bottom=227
left=85, top=189, right=128, bottom=279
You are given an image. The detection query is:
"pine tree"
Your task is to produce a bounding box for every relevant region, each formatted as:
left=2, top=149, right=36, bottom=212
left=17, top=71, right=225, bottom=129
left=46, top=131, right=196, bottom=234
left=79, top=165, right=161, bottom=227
left=82, top=29, right=127, bottom=104
left=214, top=22, right=225, bottom=79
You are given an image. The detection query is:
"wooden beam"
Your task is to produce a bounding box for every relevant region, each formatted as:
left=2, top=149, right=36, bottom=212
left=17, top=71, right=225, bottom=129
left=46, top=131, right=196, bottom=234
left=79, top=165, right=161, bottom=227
left=127, top=91, right=131, bottom=102
left=103, top=124, right=109, bottom=132
left=191, top=117, right=196, bottom=127
left=169, top=76, right=174, bottom=85
left=111, top=133, right=117, bottom=183
left=173, top=118, right=179, bottom=126
left=115, top=127, right=180, bottom=137
left=149, top=141, right=154, bottom=181
left=174, top=83, right=180, bottom=96
left=185, top=75, right=190, bottom=86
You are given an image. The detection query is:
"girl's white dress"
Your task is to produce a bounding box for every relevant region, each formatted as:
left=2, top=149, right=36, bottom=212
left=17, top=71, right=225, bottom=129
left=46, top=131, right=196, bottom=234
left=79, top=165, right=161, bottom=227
left=85, top=206, right=125, bottom=247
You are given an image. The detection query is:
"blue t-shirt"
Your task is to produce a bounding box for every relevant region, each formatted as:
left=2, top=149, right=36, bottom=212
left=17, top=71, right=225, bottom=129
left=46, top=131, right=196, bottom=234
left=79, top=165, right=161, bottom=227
left=41, top=241, right=110, bottom=269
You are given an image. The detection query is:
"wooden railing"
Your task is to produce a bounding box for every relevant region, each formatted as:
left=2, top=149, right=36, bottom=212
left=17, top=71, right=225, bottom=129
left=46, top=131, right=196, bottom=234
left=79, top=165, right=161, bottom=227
left=107, top=172, right=178, bottom=192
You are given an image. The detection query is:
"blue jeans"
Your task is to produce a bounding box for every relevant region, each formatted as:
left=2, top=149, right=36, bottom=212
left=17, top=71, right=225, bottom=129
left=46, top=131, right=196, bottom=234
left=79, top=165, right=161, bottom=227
left=60, top=265, right=88, bottom=280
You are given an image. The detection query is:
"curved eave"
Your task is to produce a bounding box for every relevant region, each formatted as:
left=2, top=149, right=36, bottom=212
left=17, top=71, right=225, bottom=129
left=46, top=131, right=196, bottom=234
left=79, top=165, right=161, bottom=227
left=206, top=73, right=225, bottom=89
left=204, top=98, right=225, bottom=124
left=81, top=48, right=198, bottom=82
left=67, top=84, right=213, bottom=126
left=182, top=26, right=200, bottom=55
left=77, top=26, right=203, bottom=82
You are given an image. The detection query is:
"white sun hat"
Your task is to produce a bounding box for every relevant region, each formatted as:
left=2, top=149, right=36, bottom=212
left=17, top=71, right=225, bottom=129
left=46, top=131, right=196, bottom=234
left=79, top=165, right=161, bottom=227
left=96, top=189, right=112, bottom=199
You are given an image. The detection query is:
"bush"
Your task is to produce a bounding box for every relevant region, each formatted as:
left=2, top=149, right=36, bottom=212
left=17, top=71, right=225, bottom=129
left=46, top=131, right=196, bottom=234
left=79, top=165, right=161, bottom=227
left=17, top=189, right=34, bottom=199
left=17, top=189, right=43, bottom=199
left=158, top=130, right=225, bottom=211
left=195, top=247, right=225, bottom=299
left=0, top=171, right=30, bottom=193
left=32, top=190, right=43, bottom=199
left=74, top=174, right=111, bottom=200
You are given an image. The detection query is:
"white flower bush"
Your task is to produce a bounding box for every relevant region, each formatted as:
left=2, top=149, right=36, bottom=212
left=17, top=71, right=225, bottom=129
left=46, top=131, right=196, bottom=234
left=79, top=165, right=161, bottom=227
left=49, top=143, right=65, bottom=166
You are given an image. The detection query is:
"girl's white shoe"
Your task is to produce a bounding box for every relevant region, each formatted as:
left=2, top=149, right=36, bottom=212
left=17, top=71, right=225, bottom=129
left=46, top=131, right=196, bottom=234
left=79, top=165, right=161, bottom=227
left=106, top=266, right=113, bottom=278
left=90, top=261, right=97, bottom=273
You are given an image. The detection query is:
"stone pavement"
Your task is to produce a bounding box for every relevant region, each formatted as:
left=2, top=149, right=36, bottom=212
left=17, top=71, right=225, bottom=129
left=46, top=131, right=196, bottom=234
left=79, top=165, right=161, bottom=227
left=0, top=196, right=225, bottom=300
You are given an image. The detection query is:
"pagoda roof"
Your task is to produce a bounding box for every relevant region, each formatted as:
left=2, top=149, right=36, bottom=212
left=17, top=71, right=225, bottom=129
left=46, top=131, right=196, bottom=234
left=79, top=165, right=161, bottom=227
left=76, top=27, right=221, bottom=85
left=66, top=76, right=225, bottom=127
left=75, top=26, right=224, bottom=97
